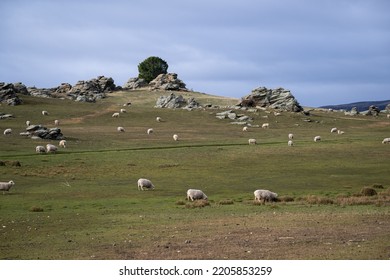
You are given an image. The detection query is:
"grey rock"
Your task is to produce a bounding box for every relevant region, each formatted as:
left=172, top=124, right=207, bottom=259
left=0, top=82, right=23, bottom=105
left=123, top=77, right=147, bottom=89
left=155, top=93, right=187, bottom=108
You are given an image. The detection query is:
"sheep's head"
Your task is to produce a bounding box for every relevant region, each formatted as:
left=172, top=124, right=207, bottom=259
left=9, top=180, right=15, bottom=186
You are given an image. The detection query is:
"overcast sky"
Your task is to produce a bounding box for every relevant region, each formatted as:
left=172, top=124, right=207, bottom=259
left=1, top=0, right=389, bottom=106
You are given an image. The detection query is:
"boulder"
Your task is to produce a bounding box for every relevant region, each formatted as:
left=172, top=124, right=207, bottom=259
left=155, top=93, right=187, bottom=108
left=365, top=105, right=380, bottom=116
left=238, top=87, right=303, bottom=112
left=23, top=124, right=64, bottom=140
left=123, top=77, right=147, bottom=89
left=149, top=73, right=187, bottom=91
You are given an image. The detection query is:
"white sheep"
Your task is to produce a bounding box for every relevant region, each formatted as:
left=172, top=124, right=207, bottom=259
left=42, top=110, right=49, bottom=116
left=46, top=144, right=58, bottom=153
left=248, top=138, right=257, bottom=145
left=243, top=126, right=248, bottom=132
left=387, top=114, right=390, bottom=119
left=262, top=123, right=269, bottom=129
left=112, top=112, right=120, bottom=118
left=54, top=119, right=60, bottom=126
left=274, top=112, right=281, bottom=116
left=147, top=128, right=154, bottom=135
left=173, top=134, right=179, bottom=141
left=254, top=189, right=278, bottom=203
left=117, top=126, right=125, bottom=132
left=59, top=140, right=67, bottom=148
left=288, top=133, right=294, bottom=140
left=331, top=127, right=338, bottom=133
left=137, top=178, right=155, bottom=191
left=288, top=140, right=294, bottom=146
left=26, top=120, right=31, bottom=126
left=382, top=138, right=390, bottom=144
left=187, top=189, right=208, bottom=201
left=120, top=109, right=127, bottom=113
left=0, top=180, right=15, bottom=194
left=3, top=128, right=12, bottom=135
left=156, top=117, right=162, bottom=122
left=337, top=130, right=345, bottom=135
left=35, top=145, right=46, bottom=153
left=314, top=136, right=321, bottom=142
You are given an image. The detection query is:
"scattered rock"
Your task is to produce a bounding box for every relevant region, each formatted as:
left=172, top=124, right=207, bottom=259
left=0, top=113, right=14, bottom=119
left=123, top=77, right=148, bottom=89
left=123, top=73, right=188, bottom=91
left=0, top=82, right=24, bottom=105
left=155, top=93, right=201, bottom=109
left=22, top=124, right=64, bottom=140
left=238, top=87, right=303, bottom=112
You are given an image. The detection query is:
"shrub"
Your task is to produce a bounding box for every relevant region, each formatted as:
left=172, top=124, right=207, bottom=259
left=279, top=196, right=295, bottom=202
left=361, top=187, right=377, bottom=196
left=29, top=206, right=44, bottom=212
left=218, top=199, right=234, bottom=205
left=185, top=200, right=210, bottom=208
left=138, top=56, right=168, bottom=83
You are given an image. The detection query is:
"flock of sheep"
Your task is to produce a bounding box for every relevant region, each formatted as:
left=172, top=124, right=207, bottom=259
left=137, top=178, right=276, bottom=204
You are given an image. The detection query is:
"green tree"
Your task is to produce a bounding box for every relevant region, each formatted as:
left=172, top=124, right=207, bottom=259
left=138, top=56, right=168, bottom=83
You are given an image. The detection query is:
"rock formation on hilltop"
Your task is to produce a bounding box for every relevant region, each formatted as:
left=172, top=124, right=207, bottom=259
left=238, top=87, right=303, bottom=112
left=123, top=73, right=188, bottom=91
left=0, top=82, right=25, bottom=105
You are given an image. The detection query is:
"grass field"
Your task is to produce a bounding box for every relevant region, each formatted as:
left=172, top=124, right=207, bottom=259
left=0, top=90, right=389, bottom=259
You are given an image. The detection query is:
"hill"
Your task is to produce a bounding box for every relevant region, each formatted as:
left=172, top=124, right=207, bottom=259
left=0, top=90, right=389, bottom=260
left=320, top=99, right=390, bottom=111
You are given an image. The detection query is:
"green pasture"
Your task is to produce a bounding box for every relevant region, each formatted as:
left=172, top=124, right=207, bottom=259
left=0, top=91, right=389, bottom=259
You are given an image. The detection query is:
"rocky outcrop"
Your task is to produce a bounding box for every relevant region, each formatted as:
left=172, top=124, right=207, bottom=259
left=155, top=93, right=201, bottom=109
left=238, top=87, right=303, bottom=112
left=26, top=76, right=116, bottom=102
left=345, top=107, right=359, bottom=116
left=0, top=82, right=25, bottom=105
left=123, top=73, right=188, bottom=91
left=20, top=124, right=64, bottom=140
left=363, top=105, right=380, bottom=116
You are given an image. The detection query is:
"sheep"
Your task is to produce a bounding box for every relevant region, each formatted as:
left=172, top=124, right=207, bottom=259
left=331, top=127, right=338, bottom=133
left=59, top=140, right=67, bottom=148
left=120, top=109, right=127, bottom=113
left=46, top=144, right=57, bottom=153
left=54, top=119, right=60, bottom=126
left=187, top=189, right=208, bottom=201
left=173, top=134, right=179, bottom=141
left=137, top=178, right=155, bottom=191
left=274, top=112, right=281, bottom=116
left=382, top=138, right=390, bottom=144
left=42, top=110, right=49, bottom=116
left=156, top=117, right=162, bottom=122
left=387, top=114, right=390, bottom=119
left=35, top=145, right=46, bottom=153
left=288, top=140, right=294, bottom=146
left=147, top=128, right=154, bottom=135
left=112, top=112, right=120, bottom=118
left=26, top=120, right=31, bottom=126
left=3, top=128, right=12, bottom=135
left=314, top=136, right=321, bottom=142
left=288, top=133, right=294, bottom=140
left=248, top=138, right=257, bottom=145
left=242, top=126, right=248, bottom=132
left=117, top=126, right=125, bottom=132
left=262, top=123, right=269, bottom=129
left=254, top=189, right=278, bottom=203
left=0, top=180, right=15, bottom=194
left=337, top=130, right=345, bottom=135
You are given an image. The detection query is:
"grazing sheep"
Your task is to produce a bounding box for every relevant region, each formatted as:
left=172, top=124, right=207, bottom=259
left=112, top=112, right=120, bottom=118
left=147, top=128, right=154, bottom=135
left=156, top=117, right=162, bottom=122
left=26, top=120, right=31, bottom=126
left=42, top=110, right=49, bottom=116
left=46, top=144, right=58, bottom=153
left=248, top=138, right=257, bottom=145
left=54, top=119, right=60, bottom=126
left=382, top=138, right=390, bottom=144
left=262, top=123, right=269, bottom=129
left=0, top=180, right=15, bottom=194
left=3, top=128, right=12, bottom=135
left=35, top=145, right=46, bottom=153
left=120, top=109, right=127, bottom=113
left=137, top=178, right=155, bottom=191
left=274, top=112, right=281, bottom=116
left=243, top=126, right=248, bottom=132
left=288, top=133, right=294, bottom=140
left=187, top=189, right=208, bottom=201
left=173, top=134, right=179, bottom=141
left=117, top=126, right=125, bottom=132
left=314, top=136, right=321, bottom=142
left=331, top=127, right=338, bottom=133
left=337, top=130, right=345, bottom=135
left=254, top=189, right=278, bottom=203
left=387, top=114, right=390, bottom=119
left=288, top=140, right=294, bottom=146
left=59, top=140, right=67, bottom=148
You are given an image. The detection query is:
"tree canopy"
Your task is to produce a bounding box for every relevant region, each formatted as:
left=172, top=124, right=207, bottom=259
left=138, top=56, right=168, bottom=83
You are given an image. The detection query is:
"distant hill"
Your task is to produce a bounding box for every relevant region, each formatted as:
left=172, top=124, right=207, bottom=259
left=320, top=100, right=390, bottom=111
